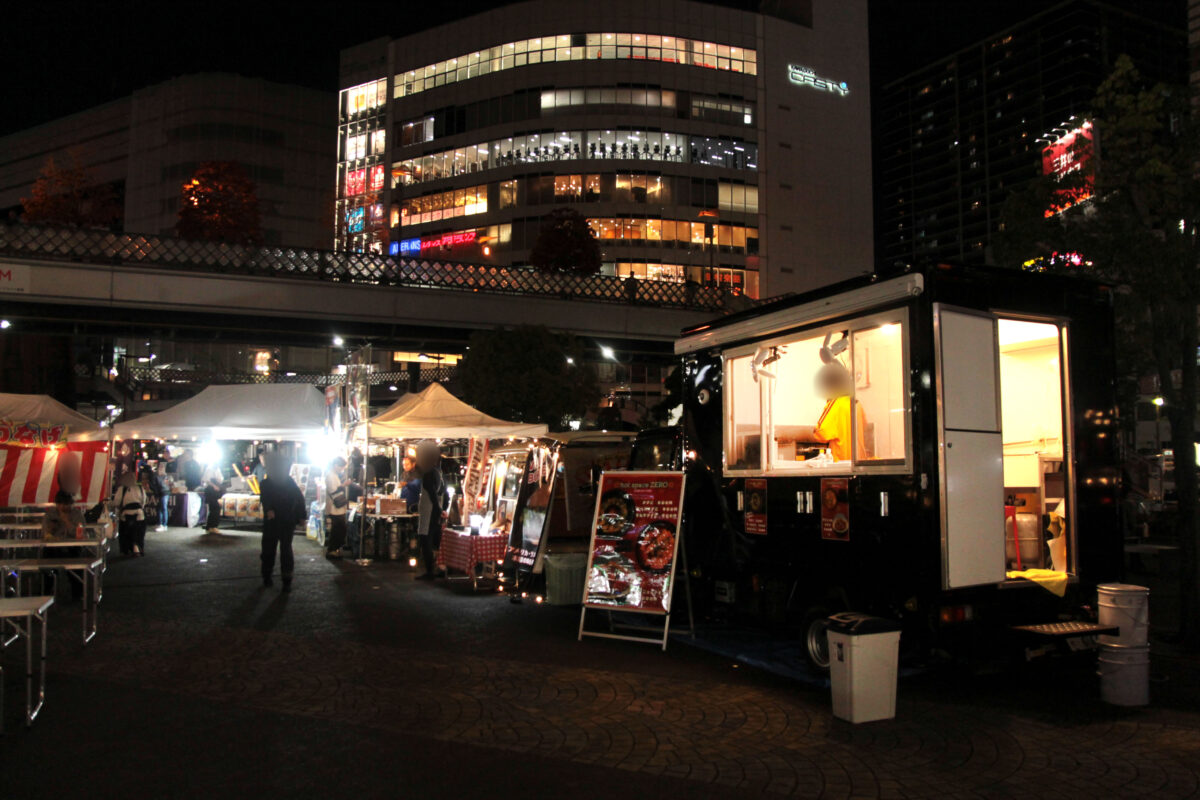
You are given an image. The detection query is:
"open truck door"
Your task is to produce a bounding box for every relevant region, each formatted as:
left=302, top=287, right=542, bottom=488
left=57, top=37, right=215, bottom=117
left=935, top=305, right=1006, bottom=589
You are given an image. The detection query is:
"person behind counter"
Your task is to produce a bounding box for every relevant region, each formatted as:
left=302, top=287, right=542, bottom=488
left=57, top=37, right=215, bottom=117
left=42, top=490, right=85, bottom=599
left=773, top=333, right=869, bottom=462
left=259, top=455, right=307, bottom=590
left=399, top=454, right=421, bottom=513
left=324, top=456, right=350, bottom=558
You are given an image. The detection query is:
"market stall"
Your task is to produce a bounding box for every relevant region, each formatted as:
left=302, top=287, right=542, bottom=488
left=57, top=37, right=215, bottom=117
left=113, top=384, right=330, bottom=530
left=0, top=393, right=110, bottom=509
left=356, top=383, right=548, bottom=569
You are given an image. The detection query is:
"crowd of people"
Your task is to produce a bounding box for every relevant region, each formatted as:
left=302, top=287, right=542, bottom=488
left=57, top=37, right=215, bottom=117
left=48, top=442, right=454, bottom=592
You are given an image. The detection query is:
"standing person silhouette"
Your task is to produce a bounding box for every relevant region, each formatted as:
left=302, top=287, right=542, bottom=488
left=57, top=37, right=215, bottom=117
left=259, top=455, right=306, bottom=590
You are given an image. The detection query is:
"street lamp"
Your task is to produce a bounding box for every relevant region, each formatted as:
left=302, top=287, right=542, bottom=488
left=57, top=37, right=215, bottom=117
left=0, top=320, right=10, bottom=330
left=599, top=345, right=616, bottom=361
left=1153, top=396, right=1165, bottom=451
left=333, top=335, right=345, bottom=347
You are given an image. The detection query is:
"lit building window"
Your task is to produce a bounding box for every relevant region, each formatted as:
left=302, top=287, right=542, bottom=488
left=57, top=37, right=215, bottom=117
left=398, top=185, right=488, bottom=226
left=394, top=33, right=756, bottom=98
left=390, top=131, right=756, bottom=188
left=253, top=351, right=272, bottom=373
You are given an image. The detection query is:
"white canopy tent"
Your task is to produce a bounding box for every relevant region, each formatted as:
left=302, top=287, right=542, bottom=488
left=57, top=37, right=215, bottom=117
left=112, top=384, right=328, bottom=442
left=364, top=383, right=548, bottom=440
left=0, top=392, right=104, bottom=441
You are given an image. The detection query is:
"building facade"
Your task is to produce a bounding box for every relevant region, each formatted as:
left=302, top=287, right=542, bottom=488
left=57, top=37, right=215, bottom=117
left=876, top=0, right=1185, bottom=270
left=0, top=74, right=335, bottom=248
left=336, top=0, right=872, bottom=299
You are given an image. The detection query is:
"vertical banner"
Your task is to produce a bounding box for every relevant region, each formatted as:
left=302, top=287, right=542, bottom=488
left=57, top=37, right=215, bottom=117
left=820, top=477, right=850, bottom=541
left=744, top=477, right=768, bottom=535
left=462, top=436, right=490, bottom=516
left=583, top=471, right=686, bottom=615
left=324, top=385, right=343, bottom=436
left=511, top=444, right=558, bottom=570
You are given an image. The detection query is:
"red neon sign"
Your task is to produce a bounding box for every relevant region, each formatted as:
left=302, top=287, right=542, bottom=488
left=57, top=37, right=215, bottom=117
left=346, top=168, right=366, bottom=196
left=369, top=164, right=385, bottom=192
left=420, top=230, right=477, bottom=251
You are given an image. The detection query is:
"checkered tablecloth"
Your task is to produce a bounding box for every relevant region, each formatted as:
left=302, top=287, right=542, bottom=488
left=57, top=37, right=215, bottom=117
left=437, top=529, right=508, bottom=574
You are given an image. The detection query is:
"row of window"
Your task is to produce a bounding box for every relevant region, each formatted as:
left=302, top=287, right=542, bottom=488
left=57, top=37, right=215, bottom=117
left=396, top=86, right=755, bottom=148
left=391, top=131, right=757, bottom=186
left=587, top=217, right=758, bottom=253
left=725, top=314, right=909, bottom=474
left=394, top=33, right=756, bottom=98
left=343, top=79, right=388, bottom=117
left=344, top=129, right=387, bottom=162
left=493, top=173, right=758, bottom=214
left=605, top=262, right=755, bottom=295
left=397, top=185, right=489, bottom=225
left=391, top=171, right=758, bottom=215
left=540, top=87, right=754, bottom=126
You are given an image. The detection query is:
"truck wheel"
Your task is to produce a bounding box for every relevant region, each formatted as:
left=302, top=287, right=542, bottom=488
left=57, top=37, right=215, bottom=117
left=800, top=606, right=833, bottom=672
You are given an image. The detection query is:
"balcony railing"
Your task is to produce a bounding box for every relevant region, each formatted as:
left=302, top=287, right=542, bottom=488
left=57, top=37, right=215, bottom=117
left=0, top=222, right=734, bottom=312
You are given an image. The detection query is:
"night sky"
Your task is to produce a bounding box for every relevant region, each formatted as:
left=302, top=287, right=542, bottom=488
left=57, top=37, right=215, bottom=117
left=0, top=0, right=1183, bottom=136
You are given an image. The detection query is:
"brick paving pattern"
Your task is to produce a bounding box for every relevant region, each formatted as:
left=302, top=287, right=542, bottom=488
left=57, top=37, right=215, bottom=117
left=4, top=529, right=1199, bottom=798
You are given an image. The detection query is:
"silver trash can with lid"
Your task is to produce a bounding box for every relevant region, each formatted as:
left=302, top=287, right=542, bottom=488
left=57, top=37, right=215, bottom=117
left=826, top=612, right=903, bottom=723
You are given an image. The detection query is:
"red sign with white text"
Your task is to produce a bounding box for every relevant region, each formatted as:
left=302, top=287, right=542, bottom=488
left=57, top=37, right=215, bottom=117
left=744, top=478, right=767, bottom=535
left=584, top=471, right=686, bottom=615
left=1042, top=121, right=1093, bottom=217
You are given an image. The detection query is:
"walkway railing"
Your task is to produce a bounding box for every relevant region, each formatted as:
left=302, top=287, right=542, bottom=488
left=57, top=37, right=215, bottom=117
left=0, top=222, right=732, bottom=312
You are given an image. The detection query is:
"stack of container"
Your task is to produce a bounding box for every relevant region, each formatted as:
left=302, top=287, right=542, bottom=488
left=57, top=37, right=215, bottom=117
left=1096, top=583, right=1150, bottom=706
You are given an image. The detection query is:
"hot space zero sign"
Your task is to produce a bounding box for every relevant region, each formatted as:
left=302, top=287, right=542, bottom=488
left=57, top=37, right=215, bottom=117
left=788, top=64, right=849, bottom=97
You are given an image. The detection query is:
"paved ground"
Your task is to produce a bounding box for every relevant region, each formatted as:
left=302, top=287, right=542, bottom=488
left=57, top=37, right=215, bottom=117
left=2, top=528, right=1199, bottom=799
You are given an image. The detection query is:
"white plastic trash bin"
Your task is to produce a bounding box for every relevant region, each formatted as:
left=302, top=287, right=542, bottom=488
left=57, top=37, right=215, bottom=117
left=1098, top=642, right=1150, bottom=706
left=827, top=612, right=903, bottom=724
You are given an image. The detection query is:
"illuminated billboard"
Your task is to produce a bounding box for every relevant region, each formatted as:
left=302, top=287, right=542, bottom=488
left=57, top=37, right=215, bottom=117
left=1042, top=121, right=1093, bottom=217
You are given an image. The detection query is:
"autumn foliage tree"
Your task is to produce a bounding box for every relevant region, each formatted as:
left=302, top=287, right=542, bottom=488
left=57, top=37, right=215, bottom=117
left=176, top=161, right=263, bottom=245
left=529, top=208, right=602, bottom=275
left=20, top=148, right=120, bottom=228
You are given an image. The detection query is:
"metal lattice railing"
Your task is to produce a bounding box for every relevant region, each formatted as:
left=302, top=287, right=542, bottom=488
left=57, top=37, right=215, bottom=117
left=122, top=365, right=456, bottom=388
left=1, top=222, right=734, bottom=311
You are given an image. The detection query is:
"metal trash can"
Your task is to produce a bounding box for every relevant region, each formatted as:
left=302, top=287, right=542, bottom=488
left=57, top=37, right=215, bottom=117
left=826, top=612, right=903, bottom=723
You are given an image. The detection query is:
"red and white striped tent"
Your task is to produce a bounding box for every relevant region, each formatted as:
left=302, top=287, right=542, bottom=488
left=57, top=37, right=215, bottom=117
left=0, top=393, right=110, bottom=507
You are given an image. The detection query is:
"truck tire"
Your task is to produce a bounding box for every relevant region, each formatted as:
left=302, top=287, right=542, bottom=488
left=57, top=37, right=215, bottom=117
left=800, top=605, right=833, bottom=672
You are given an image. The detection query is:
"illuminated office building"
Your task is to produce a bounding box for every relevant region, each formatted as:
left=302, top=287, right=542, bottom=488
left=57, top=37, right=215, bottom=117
left=337, top=0, right=872, bottom=298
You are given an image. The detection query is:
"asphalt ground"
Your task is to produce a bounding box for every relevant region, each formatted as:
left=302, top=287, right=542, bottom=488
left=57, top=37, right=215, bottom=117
left=1, top=527, right=1198, bottom=799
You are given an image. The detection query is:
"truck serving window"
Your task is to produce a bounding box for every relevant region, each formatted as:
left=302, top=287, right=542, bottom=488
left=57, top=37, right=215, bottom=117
left=722, top=313, right=910, bottom=475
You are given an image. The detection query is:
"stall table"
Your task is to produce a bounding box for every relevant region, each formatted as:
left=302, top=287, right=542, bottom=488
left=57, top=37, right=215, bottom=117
left=437, top=528, right=509, bottom=589
left=360, top=512, right=418, bottom=560
left=1, top=557, right=102, bottom=644
left=0, top=538, right=108, bottom=600
left=0, top=595, right=54, bottom=732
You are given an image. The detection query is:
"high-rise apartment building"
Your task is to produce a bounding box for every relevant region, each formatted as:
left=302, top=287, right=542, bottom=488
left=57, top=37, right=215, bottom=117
left=877, top=0, right=1185, bottom=270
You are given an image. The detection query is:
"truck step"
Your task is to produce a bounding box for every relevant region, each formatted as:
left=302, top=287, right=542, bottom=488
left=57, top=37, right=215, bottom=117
left=1010, top=621, right=1118, bottom=638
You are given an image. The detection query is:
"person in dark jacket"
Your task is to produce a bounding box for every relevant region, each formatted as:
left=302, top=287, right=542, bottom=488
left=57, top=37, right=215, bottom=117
left=415, top=442, right=448, bottom=579
left=259, top=455, right=307, bottom=591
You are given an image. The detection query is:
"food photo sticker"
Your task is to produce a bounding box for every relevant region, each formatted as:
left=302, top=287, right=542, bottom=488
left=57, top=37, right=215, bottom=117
left=820, top=477, right=850, bottom=541
left=584, top=472, right=686, bottom=615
